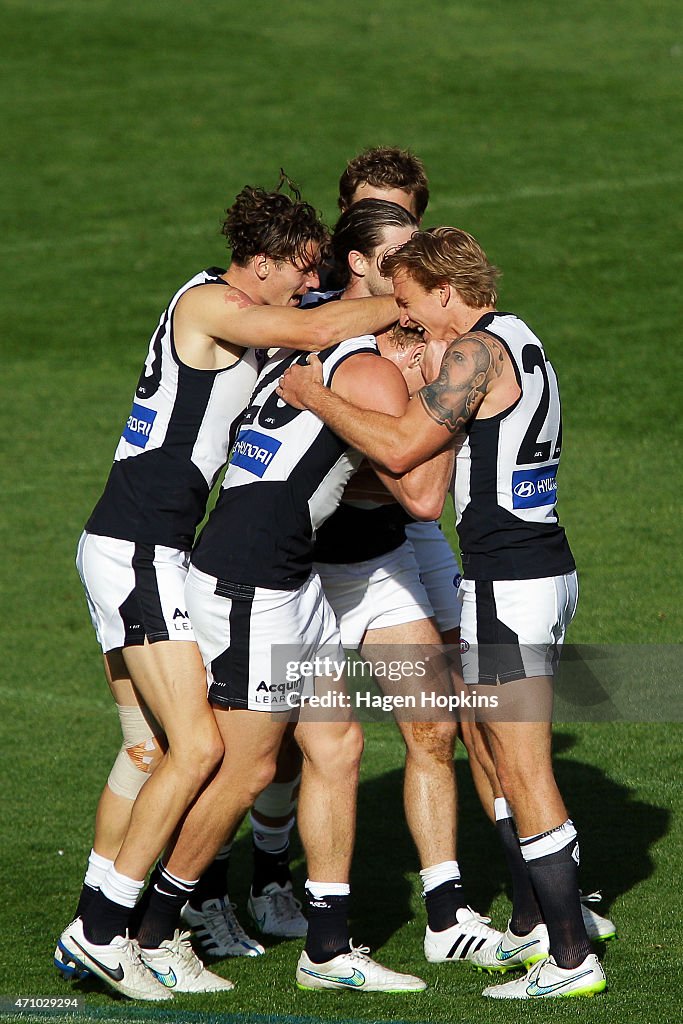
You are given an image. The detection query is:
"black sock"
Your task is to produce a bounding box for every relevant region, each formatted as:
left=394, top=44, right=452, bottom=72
left=128, top=861, right=163, bottom=937
left=424, top=879, right=469, bottom=932
left=136, top=866, right=197, bottom=949
left=189, top=852, right=230, bottom=911
left=74, top=883, right=98, bottom=921
left=304, top=890, right=351, bottom=963
left=524, top=835, right=592, bottom=968
left=82, top=889, right=132, bottom=945
left=251, top=841, right=292, bottom=897
left=496, top=815, right=544, bottom=934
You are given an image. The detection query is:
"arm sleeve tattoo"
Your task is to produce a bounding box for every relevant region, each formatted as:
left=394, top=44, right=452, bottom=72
left=418, top=332, right=504, bottom=433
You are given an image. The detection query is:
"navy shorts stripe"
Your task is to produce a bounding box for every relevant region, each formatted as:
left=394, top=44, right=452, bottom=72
left=474, top=580, right=525, bottom=683
left=208, top=588, right=254, bottom=709
left=132, top=543, right=169, bottom=642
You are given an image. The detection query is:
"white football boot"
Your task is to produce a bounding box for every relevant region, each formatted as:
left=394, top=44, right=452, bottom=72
left=248, top=881, right=307, bottom=938
left=181, top=896, right=265, bottom=957
left=424, top=906, right=504, bottom=963
left=482, top=952, right=606, bottom=999
left=57, top=917, right=172, bottom=1001
left=297, top=943, right=427, bottom=992
left=53, top=931, right=90, bottom=981
left=470, top=921, right=549, bottom=973
left=140, top=929, right=234, bottom=992
left=580, top=891, right=617, bottom=940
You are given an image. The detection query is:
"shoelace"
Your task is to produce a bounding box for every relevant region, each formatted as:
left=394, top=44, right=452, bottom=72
left=526, top=954, right=551, bottom=982
left=162, top=931, right=203, bottom=979
left=266, top=887, right=303, bottom=922
left=348, top=942, right=371, bottom=961
left=128, top=937, right=171, bottom=983
left=206, top=899, right=251, bottom=943
left=461, top=907, right=496, bottom=935
left=579, top=890, right=603, bottom=905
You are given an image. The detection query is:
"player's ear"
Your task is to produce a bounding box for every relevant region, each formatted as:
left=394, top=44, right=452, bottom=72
left=348, top=249, right=367, bottom=278
left=438, top=281, right=451, bottom=307
left=253, top=254, right=270, bottom=280
left=409, top=341, right=427, bottom=368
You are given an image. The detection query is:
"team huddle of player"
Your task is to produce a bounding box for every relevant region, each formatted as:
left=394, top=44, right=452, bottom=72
left=55, top=148, right=613, bottom=1001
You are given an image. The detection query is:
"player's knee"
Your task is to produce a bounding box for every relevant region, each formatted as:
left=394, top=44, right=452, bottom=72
left=495, top=753, right=551, bottom=797
left=333, top=721, right=365, bottom=773
left=107, top=704, right=167, bottom=800
left=169, top=721, right=224, bottom=784
left=405, top=720, right=457, bottom=763
left=250, top=755, right=280, bottom=802
left=195, top=730, right=225, bottom=780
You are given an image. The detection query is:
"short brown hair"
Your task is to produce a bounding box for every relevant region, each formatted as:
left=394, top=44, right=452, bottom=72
left=380, top=227, right=500, bottom=308
left=387, top=324, right=424, bottom=351
left=338, top=146, right=429, bottom=218
left=331, top=199, right=418, bottom=288
left=221, top=174, right=329, bottom=267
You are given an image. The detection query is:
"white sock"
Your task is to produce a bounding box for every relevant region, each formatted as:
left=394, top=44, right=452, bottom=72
left=494, top=797, right=514, bottom=821
left=306, top=879, right=350, bottom=898
left=250, top=814, right=295, bottom=854
left=519, top=819, right=577, bottom=862
left=100, top=866, right=145, bottom=909
left=419, top=860, right=461, bottom=893
left=83, top=849, right=114, bottom=891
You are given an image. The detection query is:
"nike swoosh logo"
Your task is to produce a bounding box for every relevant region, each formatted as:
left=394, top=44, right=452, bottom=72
left=255, top=913, right=266, bottom=929
left=301, top=967, right=365, bottom=988
left=527, top=968, right=593, bottom=996
left=495, top=938, right=540, bottom=962
left=148, top=967, right=177, bottom=988
left=70, top=938, right=124, bottom=982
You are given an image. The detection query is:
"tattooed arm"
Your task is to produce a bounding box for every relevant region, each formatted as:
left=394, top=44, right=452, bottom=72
left=419, top=332, right=505, bottom=432
left=276, top=331, right=505, bottom=474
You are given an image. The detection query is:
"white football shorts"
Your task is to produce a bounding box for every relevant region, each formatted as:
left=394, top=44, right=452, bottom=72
left=76, top=531, right=194, bottom=653
left=405, top=521, right=463, bottom=633
left=458, top=571, right=579, bottom=684
left=316, top=540, right=434, bottom=649
left=185, top=564, right=345, bottom=714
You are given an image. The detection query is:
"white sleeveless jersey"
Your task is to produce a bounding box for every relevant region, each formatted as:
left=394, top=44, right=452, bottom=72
left=454, top=311, right=575, bottom=581
left=302, top=289, right=412, bottom=564
left=192, top=336, right=379, bottom=589
left=86, top=268, right=259, bottom=550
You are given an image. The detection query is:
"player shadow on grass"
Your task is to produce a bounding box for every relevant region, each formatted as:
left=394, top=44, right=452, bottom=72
left=229, top=728, right=670, bottom=951
left=458, top=729, right=671, bottom=928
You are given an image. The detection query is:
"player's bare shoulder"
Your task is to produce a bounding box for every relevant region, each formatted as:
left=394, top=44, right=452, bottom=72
left=419, top=330, right=506, bottom=433
left=174, top=281, right=252, bottom=369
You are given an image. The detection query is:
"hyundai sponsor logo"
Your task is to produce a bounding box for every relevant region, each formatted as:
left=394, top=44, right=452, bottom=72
left=122, top=402, right=157, bottom=448
left=512, top=465, right=558, bottom=508
left=231, top=429, right=281, bottom=478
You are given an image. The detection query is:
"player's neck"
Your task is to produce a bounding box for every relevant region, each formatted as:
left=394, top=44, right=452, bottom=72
left=340, top=279, right=372, bottom=302
left=220, top=264, right=265, bottom=305
left=451, top=303, right=497, bottom=336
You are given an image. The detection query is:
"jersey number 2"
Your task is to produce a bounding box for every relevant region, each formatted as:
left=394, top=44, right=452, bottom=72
left=516, top=344, right=562, bottom=465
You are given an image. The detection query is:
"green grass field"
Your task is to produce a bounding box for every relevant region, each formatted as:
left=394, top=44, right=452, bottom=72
left=1, top=1, right=681, bottom=1022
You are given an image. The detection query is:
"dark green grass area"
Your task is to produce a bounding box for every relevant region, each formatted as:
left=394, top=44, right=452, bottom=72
left=1, top=1, right=681, bottom=1022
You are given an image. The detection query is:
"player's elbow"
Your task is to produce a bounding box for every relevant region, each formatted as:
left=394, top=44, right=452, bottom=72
left=403, top=492, right=445, bottom=522
left=384, top=447, right=421, bottom=475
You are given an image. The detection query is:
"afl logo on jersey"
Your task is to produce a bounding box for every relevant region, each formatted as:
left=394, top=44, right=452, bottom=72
left=512, top=466, right=558, bottom=509
left=123, top=402, right=157, bottom=448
